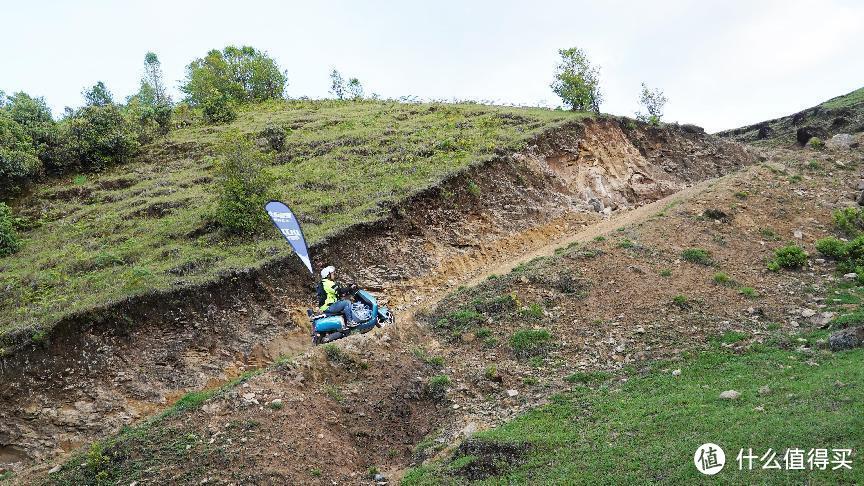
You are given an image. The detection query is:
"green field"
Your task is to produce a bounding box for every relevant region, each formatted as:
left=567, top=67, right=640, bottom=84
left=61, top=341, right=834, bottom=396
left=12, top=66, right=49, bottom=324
left=0, top=99, right=585, bottom=346
left=404, top=341, right=864, bottom=485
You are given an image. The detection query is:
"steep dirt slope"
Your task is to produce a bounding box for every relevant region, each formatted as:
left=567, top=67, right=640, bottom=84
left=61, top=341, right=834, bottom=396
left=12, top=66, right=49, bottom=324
left=40, top=139, right=864, bottom=485
left=718, top=86, right=864, bottom=146
left=1, top=118, right=750, bottom=478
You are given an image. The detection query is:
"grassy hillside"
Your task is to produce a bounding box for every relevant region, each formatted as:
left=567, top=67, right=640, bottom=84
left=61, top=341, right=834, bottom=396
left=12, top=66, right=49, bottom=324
left=718, top=86, right=864, bottom=145
left=0, top=100, right=584, bottom=346
left=403, top=344, right=864, bottom=484
left=820, top=86, right=864, bottom=111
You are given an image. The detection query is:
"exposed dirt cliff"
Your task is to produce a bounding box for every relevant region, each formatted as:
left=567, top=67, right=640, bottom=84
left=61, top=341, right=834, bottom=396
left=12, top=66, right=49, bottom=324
left=0, top=118, right=751, bottom=475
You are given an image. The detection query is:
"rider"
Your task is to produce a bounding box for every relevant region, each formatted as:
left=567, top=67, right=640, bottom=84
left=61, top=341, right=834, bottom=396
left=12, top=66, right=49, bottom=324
left=317, top=266, right=357, bottom=327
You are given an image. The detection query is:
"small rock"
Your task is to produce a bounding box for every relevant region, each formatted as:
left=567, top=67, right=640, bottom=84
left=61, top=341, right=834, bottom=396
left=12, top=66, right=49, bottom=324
left=754, top=405, right=765, bottom=412
left=452, top=404, right=460, bottom=410
left=506, top=389, right=519, bottom=397
left=800, top=309, right=816, bottom=318
left=829, top=326, right=864, bottom=351
left=672, top=369, right=681, bottom=377
left=758, top=385, right=771, bottom=396
left=843, top=272, right=857, bottom=280
left=462, top=422, right=479, bottom=437
left=374, top=473, right=387, bottom=483
left=719, top=390, right=741, bottom=400
left=793, top=230, right=803, bottom=239
left=811, top=311, right=835, bottom=328
left=635, top=325, right=645, bottom=334
left=827, top=133, right=853, bottom=149
left=48, top=465, right=62, bottom=474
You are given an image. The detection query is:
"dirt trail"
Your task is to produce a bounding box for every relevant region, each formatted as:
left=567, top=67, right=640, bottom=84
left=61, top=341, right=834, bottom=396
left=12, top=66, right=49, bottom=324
left=381, top=176, right=724, bottom=349
left=2, top=118, right=753, bottom=478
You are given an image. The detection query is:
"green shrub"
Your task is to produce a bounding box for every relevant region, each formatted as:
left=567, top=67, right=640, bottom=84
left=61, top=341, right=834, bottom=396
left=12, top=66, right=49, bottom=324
left=681, top=248, right=711, bottom=265
left=0, top=202, right=21, bottom=257
left=484, top=364, right=498, bottom=381
left=843, top=235, right=864, bottom=263
left=412, top=347, right=445, bottom=368
left=201, top=95, right=237, bottom=124
left=212, top=132, right=276, bottom=234
left=659, top=269, right=672, bottom=277
left=807, top=137, right=824, bottom=149
left=713, top=272, right=732, bottom=285
left=766, top=260, right=780, bottom=272
left=427, top=375, right=451, bottom=398
left=261, top=122, right=287, bottom=151
left=0, top=110, right=43, bottom=193
left=324, top=384, right=344, bottom=402
left=815, top=237, right=847, bottom=260
left=739, top=287, right=757, bottom=298
left=467, top=179, right=481, bottom=196
left=510, top=329, right=552, bottom=358
left=618, top=238, right=635, bottom=249
left=672, top=295, right=689, bottom=309
left=834, top=207, right=864, bottom=236
left=772, top=245, right=808, bottom=269
left=520, top=302, right=544, bottom=320
left=63, top=103, right=141, bottom=172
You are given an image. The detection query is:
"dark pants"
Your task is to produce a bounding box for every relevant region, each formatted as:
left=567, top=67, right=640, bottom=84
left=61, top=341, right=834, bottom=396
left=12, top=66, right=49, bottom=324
left=324, top=300, right=354, bottom=323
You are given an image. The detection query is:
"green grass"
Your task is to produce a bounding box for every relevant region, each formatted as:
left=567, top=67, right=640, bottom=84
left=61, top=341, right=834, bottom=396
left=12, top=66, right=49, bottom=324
left=820, top=87, right=864, bottom=110
left=681, top=248, right=712, bottom=265
left=509, top=328, right=552, bottom=358
left=739, top=287, right=758, bottom=298
left=0, top=99, right=587, bottom=345
left=404, top=346, right=864, bottom=484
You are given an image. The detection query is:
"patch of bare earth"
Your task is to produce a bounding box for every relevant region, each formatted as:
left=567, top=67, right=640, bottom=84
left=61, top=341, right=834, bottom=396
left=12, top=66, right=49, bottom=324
left=8, top=119, right=767, bottom=483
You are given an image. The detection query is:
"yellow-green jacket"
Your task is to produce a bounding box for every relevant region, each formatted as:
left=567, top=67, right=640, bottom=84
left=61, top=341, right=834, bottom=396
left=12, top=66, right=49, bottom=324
left=317, top=278, right=339, bottom=311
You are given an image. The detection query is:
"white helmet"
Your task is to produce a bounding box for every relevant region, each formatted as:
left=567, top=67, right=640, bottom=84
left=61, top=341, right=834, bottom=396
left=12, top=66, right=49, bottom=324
left=320, top=265, right=335, bottom=279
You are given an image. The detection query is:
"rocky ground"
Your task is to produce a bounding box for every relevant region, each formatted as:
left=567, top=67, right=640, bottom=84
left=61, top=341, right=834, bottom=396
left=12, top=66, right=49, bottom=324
left=0, top=117, right=749, bottom=475
left=24, top=131, right=864, bottom=484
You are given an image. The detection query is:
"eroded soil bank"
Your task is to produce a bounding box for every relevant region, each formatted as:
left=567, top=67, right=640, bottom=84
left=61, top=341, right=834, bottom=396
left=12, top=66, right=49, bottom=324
left=0, top=118, right=750, bottom=473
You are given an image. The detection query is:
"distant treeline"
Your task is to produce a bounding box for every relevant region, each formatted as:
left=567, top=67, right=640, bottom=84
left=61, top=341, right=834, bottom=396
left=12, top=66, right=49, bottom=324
left=0, top=46, right=291, bottom=197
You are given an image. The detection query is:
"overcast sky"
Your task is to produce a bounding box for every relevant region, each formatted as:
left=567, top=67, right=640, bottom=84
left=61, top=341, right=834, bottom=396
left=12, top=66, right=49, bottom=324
left=2, top=0, right=862, bottom=132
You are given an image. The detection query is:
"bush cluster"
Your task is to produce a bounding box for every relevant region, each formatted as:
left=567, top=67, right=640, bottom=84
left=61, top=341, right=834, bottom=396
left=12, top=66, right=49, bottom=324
left=833, top=207, right=864, bottom=237
left=0, top=202, right=21, bottom=256
left=2, top=47, right=289, bottom=197
left=681, top=248, right=712, bottom=265
left=212, top=132, right=277, bottom=235
left=768, top=244, right=808, bottom=270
